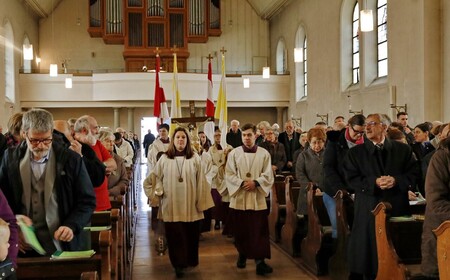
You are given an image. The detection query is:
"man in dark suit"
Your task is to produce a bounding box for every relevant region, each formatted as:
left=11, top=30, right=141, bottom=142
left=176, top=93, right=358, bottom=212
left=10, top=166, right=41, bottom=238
left=277, top=120, right=301, bottom=172
left=343, top=113, right=419, bottom=280
left=143, top=129, right=156, bottom=158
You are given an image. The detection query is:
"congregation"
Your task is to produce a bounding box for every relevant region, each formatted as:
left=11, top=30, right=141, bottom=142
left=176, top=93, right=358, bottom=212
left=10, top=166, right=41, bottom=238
left=0, top=108, right=449, bottom=280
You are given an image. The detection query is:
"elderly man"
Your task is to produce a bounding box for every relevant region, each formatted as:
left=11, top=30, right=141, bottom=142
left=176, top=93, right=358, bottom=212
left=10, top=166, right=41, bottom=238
left=74, top=115, right=117, bottom=211
left=113, top=132, right=134, bottom=167
left=226, top=120, right=243, bottom=148
left=343, top=113, right=419, bottom=279
left=0, top=108, right=96, bottom=256
left=278, top=120, right=301, bottom=172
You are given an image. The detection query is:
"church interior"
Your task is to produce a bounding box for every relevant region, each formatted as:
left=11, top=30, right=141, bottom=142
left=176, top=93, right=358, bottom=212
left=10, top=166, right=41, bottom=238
left=1, top=0, right=449, bottom=279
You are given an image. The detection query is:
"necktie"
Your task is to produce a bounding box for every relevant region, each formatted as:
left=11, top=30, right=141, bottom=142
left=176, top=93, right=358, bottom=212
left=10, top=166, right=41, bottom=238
left=375, top=143, right=385, bottom=172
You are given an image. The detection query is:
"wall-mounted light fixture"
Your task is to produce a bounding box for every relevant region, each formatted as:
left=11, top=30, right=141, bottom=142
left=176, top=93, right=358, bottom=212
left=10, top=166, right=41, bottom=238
left=262, top=67, right=270, bottom=79
left=65, top=77, right=73, bottom=89
left=23, top=44, right=33, bottom=60
left=316, top=113, right=329, bottom=125
left=243, top=78, right=250, bottom=88
left=294, top=48, right=303, bottom=63
left=49, top=64, right=58, bottom=77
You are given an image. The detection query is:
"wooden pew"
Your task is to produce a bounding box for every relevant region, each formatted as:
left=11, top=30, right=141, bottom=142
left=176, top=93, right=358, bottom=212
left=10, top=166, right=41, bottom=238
left=372, top=202, right=422, bottom=280
left=81, top=271, right=99, bottom=280
left=268, top=175, right=286, bottom=242
left=433, top=220, right=450, bottom=279
left=280, top=177, right=304, bottom=256
left=110, top=195, right=126, bottom=280
left=17, top=230, right=112, bottom=280
left=328, top=190, right=353, bottom=280
left=91, top=210, right=120, bottom=280
left=300, top=184, right=333, bottom=276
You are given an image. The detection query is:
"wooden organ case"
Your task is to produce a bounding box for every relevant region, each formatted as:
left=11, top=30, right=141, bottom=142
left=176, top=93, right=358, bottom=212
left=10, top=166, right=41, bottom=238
left=88, top=0, right=221, bottom=72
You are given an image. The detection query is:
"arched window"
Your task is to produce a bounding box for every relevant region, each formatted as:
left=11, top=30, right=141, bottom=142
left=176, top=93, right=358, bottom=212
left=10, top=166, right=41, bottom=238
left=4, top=20, right=15, bottom=103
left=276, top=39, right=287, bottom=74
left=295, top=25, right=307, bottom=101
left=377, top=0, right=388, bottom=77
left=23, top=36, right=32, bottom=74
left=352, top=2, right=360, bottom=84
left=340, top=0, right=358, bottom=91
left=303, top=38, right=308, bottom=97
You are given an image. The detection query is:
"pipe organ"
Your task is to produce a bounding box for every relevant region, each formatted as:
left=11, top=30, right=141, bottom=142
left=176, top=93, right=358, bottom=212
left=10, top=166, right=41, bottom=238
left=88, top=0, right=221, bottom=72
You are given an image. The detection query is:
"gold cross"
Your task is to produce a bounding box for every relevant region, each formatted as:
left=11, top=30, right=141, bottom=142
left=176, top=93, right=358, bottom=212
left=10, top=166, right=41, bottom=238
left=206, top=53, right=214, bottom=60
left=171, top=45, right=179, bottom=54
left=220, top=47, right=227, bottom=55
left=154, top=47, right=161, bottom=56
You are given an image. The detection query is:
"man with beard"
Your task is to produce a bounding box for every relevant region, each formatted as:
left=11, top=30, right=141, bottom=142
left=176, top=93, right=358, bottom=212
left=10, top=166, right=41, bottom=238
left=53, top=120, right=106, bottom=187
left=74, top=115, right=117, bottom=211
left=0, top=108, right=96, bottom=256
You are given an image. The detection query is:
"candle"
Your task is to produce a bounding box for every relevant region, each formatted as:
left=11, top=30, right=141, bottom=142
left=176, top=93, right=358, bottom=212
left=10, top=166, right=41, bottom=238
left=390, top=85, right=397, bottom=105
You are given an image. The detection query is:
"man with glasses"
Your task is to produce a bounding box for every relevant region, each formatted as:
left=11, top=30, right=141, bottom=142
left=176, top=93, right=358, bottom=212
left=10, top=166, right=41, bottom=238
left=0, top=108, right=96, bottom=256
left=323, top=114, right=365, bottom=243
left=259, top=127, right=286, bottom=175
left=343, top=113, right=419, bottom=280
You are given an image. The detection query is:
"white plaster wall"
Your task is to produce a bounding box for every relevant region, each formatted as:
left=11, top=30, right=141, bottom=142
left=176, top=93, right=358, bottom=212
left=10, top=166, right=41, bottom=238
left=270, top=0, right=444, bottom=128
left=0, top=0, right=39, bottom=129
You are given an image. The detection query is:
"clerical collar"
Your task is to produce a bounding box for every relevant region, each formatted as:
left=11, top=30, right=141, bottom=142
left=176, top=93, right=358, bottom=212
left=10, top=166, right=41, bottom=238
left=174, top=150, right=186, bottom=156
left=160, top=138, right=170, bottom=144
left=242, top=145, right=257, bottom=153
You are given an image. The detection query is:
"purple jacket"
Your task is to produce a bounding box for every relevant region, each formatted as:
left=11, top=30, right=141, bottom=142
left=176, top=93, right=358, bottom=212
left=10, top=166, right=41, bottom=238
left=0, top=189, right=18, bottom=266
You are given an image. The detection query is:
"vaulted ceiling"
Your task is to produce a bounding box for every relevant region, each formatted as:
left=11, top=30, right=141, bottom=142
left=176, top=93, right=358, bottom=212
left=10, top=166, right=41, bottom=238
left=24, top=0, right=290, bottom=20
left=23, top=0, right=63, bottom=18
left=246, top=0, right=291, bottom=20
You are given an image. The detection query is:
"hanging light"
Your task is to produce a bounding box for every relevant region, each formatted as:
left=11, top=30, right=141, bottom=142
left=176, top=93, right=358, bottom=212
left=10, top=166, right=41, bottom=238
left=65, top=77, right=73, bottom=88
left=360, top=10, right=373, bottom=32
left=23, top=44, right=33, bottom=60
left=262, top=67, right=270, bottom=79
left=294, top=48, right=303, bottom=63
left=49, top=64, right=58, bottom=77
left=243, top=78, right=250, bottom=88
left=360, top=0, right=374, bottom=32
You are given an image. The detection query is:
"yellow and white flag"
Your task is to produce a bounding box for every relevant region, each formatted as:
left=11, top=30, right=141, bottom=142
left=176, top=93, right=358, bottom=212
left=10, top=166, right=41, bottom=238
left=170, top=53, right=182, bottom=136
left=214, top=54, right=228, bottom=148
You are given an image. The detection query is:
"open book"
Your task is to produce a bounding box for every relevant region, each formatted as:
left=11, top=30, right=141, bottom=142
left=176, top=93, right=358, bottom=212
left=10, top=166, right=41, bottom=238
left=16, top=216, right=46, bottom=255
left=51, top=250, right=96, bottom=260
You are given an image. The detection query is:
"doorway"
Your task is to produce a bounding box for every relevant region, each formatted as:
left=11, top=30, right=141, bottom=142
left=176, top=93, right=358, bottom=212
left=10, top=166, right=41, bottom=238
left=140, top=117, right=158, bottom=160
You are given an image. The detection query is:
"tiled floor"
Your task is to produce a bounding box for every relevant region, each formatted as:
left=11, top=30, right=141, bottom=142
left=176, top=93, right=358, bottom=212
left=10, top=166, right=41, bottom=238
left=132, top=164, right=316, bottom=279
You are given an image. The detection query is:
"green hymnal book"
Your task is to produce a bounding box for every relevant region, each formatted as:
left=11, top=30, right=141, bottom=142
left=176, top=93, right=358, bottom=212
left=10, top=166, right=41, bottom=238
left=83, top=226, right=111, bottom=231
left=51, top=250, right=96, bottom=260
left=16, top=218, right=46, bottom=255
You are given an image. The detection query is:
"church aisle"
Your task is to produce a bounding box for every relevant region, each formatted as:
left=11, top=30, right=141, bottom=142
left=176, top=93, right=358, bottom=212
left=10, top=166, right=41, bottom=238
left=132, top=164, right=316, bottom=280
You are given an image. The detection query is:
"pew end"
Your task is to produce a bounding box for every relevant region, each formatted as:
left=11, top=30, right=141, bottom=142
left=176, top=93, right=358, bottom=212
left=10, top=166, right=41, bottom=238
left=328, top=189, right=352, bottom=280
left=433, top=220, right=450, bottom=279
left=300, top=183, right=333, bottom=275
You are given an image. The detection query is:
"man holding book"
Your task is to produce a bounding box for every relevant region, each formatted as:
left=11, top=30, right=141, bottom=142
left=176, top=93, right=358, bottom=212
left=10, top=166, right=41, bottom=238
left=0, top=108, right=96, bottom=256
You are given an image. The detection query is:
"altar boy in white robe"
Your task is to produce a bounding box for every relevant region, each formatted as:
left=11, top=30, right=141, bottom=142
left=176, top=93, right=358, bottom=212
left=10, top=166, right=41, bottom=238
left=225, top=123, right=274, bottom=275
left=153, top=127, right=213, bottom=278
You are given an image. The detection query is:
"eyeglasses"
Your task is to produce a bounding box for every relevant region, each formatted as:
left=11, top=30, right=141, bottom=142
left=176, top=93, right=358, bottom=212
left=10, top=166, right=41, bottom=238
left=351, top=126, right=365, bottom=135
left=27, top=135, right=53, bottom=145
left=365, top=121, right=382, bottom=127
